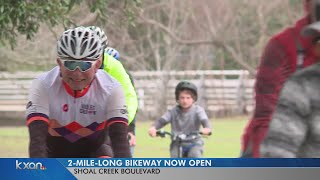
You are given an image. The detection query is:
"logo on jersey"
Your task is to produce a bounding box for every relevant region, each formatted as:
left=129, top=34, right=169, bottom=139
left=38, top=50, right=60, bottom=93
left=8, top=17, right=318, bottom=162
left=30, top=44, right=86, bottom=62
left=120, top=105, right=128, bottom=114
left=26, top=101, right=32, bottom=109
left=80, top=104, right=96, bottom=115
left=120, top=109, right=128, bottom=114
left=63, top=104, right=69, bottom=112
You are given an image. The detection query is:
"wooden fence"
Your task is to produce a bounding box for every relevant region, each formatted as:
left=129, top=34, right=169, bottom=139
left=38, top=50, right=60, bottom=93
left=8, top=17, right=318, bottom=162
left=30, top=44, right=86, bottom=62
left=0, top=70, right=255, bottom=120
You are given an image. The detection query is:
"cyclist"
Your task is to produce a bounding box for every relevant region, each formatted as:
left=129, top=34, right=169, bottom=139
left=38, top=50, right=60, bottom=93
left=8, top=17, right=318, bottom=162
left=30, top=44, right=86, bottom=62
left=26, top=27, right=131, bottom=158
left=148, top=81, right=212, bottom=158
left=87, top=26, right=138, bottom=156
left=104, top=47, right=137, bottom=155
left=87, top=26, right=138, bottom=129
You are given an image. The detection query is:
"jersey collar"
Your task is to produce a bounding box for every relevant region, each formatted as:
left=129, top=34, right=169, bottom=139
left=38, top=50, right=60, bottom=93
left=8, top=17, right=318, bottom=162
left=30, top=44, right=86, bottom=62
left=62, top=81, right=91, bottom=98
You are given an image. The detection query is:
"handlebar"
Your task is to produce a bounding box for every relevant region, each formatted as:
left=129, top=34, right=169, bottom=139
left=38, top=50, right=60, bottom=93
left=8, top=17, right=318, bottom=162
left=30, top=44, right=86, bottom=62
left=199, top=131, right=212, bottom=136
left=156, top=130, right=172, bottom=138
left=156, top=130, right=211, bottom=141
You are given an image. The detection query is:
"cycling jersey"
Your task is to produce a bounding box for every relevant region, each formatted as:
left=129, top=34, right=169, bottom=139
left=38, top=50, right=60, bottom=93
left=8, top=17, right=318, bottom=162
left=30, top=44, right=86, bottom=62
left=26, top=66, right=128, bottom=157
left=103, top=53, right=138, bottom=124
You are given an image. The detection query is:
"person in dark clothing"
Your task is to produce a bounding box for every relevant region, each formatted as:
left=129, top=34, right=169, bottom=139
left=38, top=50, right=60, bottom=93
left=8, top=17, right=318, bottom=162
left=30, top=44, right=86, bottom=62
left=261, top=21, right=320, bottom=157
left=241, top=0, right=320, bottom=157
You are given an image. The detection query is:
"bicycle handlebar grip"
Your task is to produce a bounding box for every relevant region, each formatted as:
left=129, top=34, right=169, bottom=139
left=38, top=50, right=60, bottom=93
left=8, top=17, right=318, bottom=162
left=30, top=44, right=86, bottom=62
left=199, top=132, right=212, bottom=136
left=156, top=130, right=165, bottom=137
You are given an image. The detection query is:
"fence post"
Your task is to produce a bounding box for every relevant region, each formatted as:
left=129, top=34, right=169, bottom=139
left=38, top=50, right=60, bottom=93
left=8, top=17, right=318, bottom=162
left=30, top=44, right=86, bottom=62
left=197, top=73, right=207, bottom=110
left=236, top=70, right=248, bottom=115
left=137, top=88, right=145, bottom=110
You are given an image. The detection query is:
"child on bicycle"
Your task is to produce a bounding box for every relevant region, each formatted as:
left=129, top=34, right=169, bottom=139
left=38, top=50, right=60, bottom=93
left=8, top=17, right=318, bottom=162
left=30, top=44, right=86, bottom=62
left=148, top=81, right=212, bottom=158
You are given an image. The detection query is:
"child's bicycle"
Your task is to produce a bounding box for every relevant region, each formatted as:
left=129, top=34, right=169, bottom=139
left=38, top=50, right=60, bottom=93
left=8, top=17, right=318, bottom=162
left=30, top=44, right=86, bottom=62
left=156, top=130, right=211, bottom=158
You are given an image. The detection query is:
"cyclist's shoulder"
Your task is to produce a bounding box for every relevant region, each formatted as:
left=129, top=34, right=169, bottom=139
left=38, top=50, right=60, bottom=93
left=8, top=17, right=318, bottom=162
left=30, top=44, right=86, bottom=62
left=103, top=54, right=126, bottom=74
left=33, top=66, right=60, bottom=87
left=96, top=70, right=122, bottom=89
left=267, top=18, right=308, bottom=50
left=194, top=104, right=205, bottom=109
left=170, top=105, right=179, bottom=111
left=109, top=57, right=125, bottom=70
left=104, top=53, right=122, bottom=65
left=193, top=104, right=207, bottom=113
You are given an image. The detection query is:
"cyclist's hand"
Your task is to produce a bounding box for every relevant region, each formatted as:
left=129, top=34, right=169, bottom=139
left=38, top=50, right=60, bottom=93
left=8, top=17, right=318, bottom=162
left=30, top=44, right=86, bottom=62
left=128, top=132, right=136, bottom=146
left=148, top=127, right=157, bottom=137
left=201, top=128, right=212, bottom=135
left=97, top=156, right=112, bottom=158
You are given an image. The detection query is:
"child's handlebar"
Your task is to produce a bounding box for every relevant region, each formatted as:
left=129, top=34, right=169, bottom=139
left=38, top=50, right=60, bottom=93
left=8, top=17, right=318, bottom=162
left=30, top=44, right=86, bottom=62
left=156, top=130, right=172, bottom=138
left=199, top=131, right=212, bottom=136
left=156, top=130, right=211, bottom=140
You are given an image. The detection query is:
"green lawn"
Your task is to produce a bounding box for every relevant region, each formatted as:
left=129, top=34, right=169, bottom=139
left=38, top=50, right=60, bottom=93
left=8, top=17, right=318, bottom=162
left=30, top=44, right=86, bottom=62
left=0, top=117, right=248, bottom=158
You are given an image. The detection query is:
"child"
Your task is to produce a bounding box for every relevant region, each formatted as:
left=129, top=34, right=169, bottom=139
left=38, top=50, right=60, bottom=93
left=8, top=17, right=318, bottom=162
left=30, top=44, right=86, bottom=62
left=148, top=81, right=212, bottom=158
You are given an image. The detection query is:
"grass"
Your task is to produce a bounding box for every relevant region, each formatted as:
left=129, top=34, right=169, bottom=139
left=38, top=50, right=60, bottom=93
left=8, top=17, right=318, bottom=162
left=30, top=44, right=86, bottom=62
left=0, top=126, right=29, bottom=157
left=0, top=116, right=248, bottom=158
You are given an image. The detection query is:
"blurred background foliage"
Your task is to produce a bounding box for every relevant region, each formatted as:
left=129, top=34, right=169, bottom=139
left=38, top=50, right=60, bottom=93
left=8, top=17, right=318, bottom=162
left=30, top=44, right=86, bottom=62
left=0, top=0, right=302, bottom=76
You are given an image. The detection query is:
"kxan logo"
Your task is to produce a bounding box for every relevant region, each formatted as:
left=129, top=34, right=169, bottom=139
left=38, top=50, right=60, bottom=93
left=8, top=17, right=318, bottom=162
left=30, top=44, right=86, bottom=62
left=16, top=160, right=46, bottom=170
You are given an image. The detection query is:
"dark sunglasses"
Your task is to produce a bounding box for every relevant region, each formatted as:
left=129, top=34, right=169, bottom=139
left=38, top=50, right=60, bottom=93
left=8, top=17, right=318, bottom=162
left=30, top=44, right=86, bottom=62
left=60, top=59, right=97, bottom=72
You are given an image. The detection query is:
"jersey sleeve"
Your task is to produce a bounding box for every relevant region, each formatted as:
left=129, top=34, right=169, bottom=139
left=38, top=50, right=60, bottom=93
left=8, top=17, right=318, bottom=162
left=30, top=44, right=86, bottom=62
left=105, top=84, right=129, bottom=127
left=153, top=109, right=172, bottom=129
left=252, top=37, right=292, bottom=123
left=103, top=54, right=138, bottom=124
left=26, top=78, right=50, bottom=125
left=241, top=37, right=293, bottom=157
left=197, top=107, right=211, bottom=129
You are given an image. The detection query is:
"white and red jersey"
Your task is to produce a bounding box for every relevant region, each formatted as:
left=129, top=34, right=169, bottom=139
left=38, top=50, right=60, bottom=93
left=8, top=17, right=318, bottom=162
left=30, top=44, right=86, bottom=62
left=26, top=67, right=128, bottom=156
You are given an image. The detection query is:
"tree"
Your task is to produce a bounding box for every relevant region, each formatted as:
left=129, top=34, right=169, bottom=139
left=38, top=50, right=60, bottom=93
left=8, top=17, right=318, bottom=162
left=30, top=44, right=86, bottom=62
left=127, top=0, right=301, bottom=76
left=0, top=0, right=139, bottom=48
left=0, top=0, right=302, bottom=74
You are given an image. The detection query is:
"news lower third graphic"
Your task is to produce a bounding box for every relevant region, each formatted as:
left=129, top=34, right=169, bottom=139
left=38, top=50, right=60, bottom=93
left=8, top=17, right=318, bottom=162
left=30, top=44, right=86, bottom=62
left=67, top=159, right=211, bottom=176
left=73, top=167, right=160, bottom=175
left=15, top=159, right=46, bottom=170
left=66, top=158, right=212, bottom=167
left=2, top=158, right=320, bottom=180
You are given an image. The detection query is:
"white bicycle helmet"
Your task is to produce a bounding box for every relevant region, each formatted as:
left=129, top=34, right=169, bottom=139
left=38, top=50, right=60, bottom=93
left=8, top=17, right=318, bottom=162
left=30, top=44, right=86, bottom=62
left=87, top=26, right=108, bottom=47
left=105, top=47, right=120, bottom=60
left=57, top=27, right=103, bottom=60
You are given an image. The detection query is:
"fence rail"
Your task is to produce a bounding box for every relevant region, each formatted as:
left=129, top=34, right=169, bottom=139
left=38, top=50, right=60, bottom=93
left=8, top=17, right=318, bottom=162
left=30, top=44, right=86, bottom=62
left=0, top=70, right=255, bottom=119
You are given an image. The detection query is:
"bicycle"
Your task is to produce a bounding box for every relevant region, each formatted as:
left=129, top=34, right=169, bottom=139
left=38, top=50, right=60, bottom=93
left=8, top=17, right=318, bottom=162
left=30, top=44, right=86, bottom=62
left=156, top=130, right=211, bottom=158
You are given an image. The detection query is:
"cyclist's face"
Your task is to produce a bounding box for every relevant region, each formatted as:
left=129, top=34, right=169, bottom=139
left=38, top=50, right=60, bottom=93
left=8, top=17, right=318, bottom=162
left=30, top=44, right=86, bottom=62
left=178, top=90, right=194, bottom=110
left=57, top=58, right=102, bottom=90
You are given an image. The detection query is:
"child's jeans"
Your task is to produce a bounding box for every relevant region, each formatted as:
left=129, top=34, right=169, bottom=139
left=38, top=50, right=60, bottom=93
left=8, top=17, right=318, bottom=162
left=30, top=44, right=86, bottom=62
left=170, top=140, right=204, bottom=158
